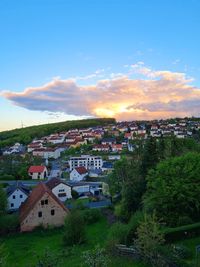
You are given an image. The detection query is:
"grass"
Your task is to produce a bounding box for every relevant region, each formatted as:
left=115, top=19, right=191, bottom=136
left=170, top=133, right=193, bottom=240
left=0, top=216, right=147, bottom=267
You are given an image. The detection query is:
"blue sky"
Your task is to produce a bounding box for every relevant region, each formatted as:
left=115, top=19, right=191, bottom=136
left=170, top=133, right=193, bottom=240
left=1, top=0, right=200, bottom=131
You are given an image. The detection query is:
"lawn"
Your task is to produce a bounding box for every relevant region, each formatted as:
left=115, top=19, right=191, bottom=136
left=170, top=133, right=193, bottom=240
left=1, top=217, right=147, bottom=267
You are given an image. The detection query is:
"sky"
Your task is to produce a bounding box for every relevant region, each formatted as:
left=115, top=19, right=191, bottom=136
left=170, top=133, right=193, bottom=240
left=1, top=0, right=200, bottom=131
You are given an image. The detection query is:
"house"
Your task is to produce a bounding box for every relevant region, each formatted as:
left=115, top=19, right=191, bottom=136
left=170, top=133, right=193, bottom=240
left=46, top=178, right=72, bottom=201
left=108, top=155, right=121, bottom=160
left=111, top=144, right=123, bottom=152
left=3, top=143, right=24, bottom=155
left=92, top=144, right=110, bottom=152
left=27, top=142, right=43, bottom=153
left=68, top=181, right=102, bottom=196
left=88, top=169, right=102, bottom=178
left=124, top=132, right=132, bottom=140
left=101, top=138, right=116, bottom=145
left=28, top=165, right=48, bottom=180
left=20, top=183, right=69, bottom=232
left=7, top=182, right=30, bottom=211
left=33, top=148, right=60, bottom=159
left=102, top=161, right=113, bottom=172
left=69, top=155, right=103, bottom=171
left=70, top=166, right=88, bottom=182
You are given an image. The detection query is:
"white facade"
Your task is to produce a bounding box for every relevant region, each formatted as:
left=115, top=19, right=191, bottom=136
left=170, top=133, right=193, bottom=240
left=70, top=169, right=88, bottom=182
left=8, top=189, right=28, bottom=210
left=52, top=183, right=72, bottom=202
left=69, top=155, right=103, bottom=171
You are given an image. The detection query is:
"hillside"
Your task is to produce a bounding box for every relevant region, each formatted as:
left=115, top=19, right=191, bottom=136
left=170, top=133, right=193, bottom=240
left=0, top=118, right=116, bottom=148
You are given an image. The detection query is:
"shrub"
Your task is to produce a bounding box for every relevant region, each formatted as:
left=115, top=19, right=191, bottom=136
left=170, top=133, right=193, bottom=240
left=63, top=211, right=86, bottom=246
left=108, top=222, right=129, bottom=244
left=34, top=247, right=61, bottom=267
left=71, top=190, right=79, bottom=199
left=82, top=245, right=110, bottom=267
left=0, top=214, right=19, bottom=235
left=81, top=209, right=102, bottom=224
left=127, top=211, right=144, bottom=244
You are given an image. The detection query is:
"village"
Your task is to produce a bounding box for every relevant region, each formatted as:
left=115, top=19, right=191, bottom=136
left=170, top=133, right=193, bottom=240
left=1, top=118, right=200, bottom=232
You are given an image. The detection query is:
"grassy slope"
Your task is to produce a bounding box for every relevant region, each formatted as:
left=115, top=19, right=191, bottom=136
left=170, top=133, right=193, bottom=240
left=1, top=217, right=147, bottom=267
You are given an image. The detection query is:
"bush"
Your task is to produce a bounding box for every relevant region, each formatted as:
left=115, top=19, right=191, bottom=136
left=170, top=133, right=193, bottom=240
left=127, top=211, right=144, bottom=244
left=164, top=222, right=200, bottom=242
left=81, top=209, right=102, bottom=224
left=108, top=222, right=129, bottom=244
left=0, top=214, right=19, bottom=235
left=63, top=211, right=86, bottom=246
left=71, top=190, right=79, bottom=199
left=0, top=174, right=15, bottom=180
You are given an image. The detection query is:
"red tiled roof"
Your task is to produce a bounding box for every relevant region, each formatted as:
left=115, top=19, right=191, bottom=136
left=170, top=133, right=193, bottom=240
left=28, top=166, right=46, bottom=173
left=75, top=166, right=88, bottom=174
left=20, top=182, right=69, bottom=223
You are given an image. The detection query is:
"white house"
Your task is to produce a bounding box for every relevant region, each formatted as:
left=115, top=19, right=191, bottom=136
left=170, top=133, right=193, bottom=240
left=70, top=166, right=88, bottom=182
left=69, top=155, right=103, bottom=171
left=7, top=182, right=30, bottom=210
left=28, top=165, right=48, bottom=180
left=46, top=178, right=72, bottom=202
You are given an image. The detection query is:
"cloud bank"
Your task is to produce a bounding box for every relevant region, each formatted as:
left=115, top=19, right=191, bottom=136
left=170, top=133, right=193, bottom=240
left=2, top=63, right=200, bottom=120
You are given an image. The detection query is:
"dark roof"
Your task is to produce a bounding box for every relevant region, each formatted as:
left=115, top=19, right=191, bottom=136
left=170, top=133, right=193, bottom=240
left=20, top=182, right=69, bottom=223
left=7, top=182, right=30, bottom=197
left=46, top=177, right=72, bottom=190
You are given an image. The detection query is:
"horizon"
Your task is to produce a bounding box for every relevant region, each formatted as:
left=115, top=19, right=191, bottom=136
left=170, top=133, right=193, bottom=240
left=1, top=0, right=200, bottom=131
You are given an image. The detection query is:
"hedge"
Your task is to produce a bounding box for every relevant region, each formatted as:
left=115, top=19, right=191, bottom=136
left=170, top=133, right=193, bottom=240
left=0, top=214, right=19, bottom=235
left=164, top=222, right=200, bottom=242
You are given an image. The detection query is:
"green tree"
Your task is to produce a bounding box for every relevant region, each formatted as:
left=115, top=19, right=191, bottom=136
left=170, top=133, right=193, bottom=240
left=63, top=211, right=86, bottom=246
left=144, top=152, right=200, bottom=226
left=134, top=213, right=165, bottom=266
left=0, top=186, right=7, bottom=214
left=141, top=137, right=158, bottom=177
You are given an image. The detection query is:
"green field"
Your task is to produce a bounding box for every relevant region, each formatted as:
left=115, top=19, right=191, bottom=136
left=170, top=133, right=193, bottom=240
left=1, top=217, right=147, bottom=267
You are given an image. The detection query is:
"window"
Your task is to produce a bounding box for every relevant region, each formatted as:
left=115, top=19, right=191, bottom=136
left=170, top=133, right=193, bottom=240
left=45, top=199, right=48, bottom=205
left=12, top=195, right=15, bottom=199
left=51, top=209, right=55, bottom=216
left=41, top=200, right=44, bottom=205
left=20, top=195, right=23, bottom=198
left=38, top=211, right=42, bottom=217
left=11, top=203, right=14, bottom=207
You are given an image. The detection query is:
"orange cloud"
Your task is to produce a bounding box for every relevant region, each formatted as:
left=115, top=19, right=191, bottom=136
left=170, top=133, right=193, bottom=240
left=2, top=64, right=200, bottom=120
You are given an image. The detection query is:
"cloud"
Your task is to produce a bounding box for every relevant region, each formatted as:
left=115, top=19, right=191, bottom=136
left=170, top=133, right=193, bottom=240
left=2, top=63, right=200, bottom=120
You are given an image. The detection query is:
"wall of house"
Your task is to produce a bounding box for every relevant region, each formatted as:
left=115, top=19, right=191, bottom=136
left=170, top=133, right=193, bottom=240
left=8, top=189, right=28, bottom=210
left=20, top=192, right=68, bottom=232
left=70, top=170, right=86, bottom=182
left=52, top=183, right=72, bottom=201
left=29, top=169, right=47, bottom=179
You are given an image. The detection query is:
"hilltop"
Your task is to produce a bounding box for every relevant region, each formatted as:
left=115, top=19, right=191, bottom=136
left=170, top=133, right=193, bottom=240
left=0, top=118, right=115, bottom=148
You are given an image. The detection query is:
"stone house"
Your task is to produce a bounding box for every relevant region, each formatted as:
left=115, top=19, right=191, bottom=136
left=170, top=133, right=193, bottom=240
left=20, top=183, right=69, bottom=232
